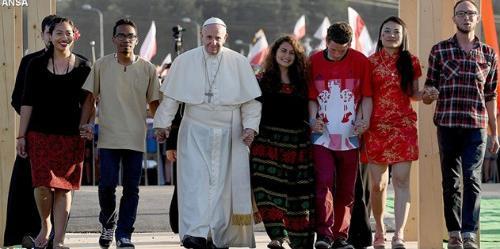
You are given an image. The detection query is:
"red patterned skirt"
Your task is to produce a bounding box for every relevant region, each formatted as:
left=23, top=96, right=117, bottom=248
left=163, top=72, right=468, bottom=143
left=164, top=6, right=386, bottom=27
left=27, top=131, right=84, bottom=190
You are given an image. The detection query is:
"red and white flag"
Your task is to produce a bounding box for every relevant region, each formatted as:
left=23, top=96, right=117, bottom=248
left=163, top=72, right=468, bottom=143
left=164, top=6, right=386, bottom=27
left=313, top=17, right=331, bottom=50
left=293, top=15, right=306, bottom=40
left=140, top=21, right=157, bottom=61
left=348, top=7, right=374, bottom=56
left=247, top=29, right=269, bottom=66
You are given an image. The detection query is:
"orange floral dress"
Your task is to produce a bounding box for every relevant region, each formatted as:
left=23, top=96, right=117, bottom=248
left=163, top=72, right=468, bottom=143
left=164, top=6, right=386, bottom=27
left=360, top=49, right=422, bottom=164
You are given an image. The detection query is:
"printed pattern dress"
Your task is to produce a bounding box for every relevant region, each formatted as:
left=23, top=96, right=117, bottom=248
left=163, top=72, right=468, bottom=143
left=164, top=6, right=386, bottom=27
left=361, top=49, right=422, bottom=164
left=250, top=83, right=315, bottom=249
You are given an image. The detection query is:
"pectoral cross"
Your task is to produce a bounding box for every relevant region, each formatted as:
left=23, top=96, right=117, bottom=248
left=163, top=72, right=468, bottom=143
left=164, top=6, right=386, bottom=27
left=205, top=91, right=214, bottom=103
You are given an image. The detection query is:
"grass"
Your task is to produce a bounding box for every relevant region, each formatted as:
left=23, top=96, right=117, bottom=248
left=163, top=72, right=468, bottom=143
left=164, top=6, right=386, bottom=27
left=386, top=197, right=500, bottom=249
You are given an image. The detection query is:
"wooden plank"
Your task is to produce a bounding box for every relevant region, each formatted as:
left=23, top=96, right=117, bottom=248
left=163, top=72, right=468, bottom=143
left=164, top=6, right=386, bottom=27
left=398, top=0, right=419, bottom=242
left=0, top=5, right=21, bottom=247
left=27, top=0, right=54, bottom=53
left=417, top=0, right=456, bottom=248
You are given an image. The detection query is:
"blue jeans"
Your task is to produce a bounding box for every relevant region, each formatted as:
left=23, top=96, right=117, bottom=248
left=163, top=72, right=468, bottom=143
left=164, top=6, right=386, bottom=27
left=437, top=126, right=485, bottom=233
left=98, top=149, right=143, bottom=239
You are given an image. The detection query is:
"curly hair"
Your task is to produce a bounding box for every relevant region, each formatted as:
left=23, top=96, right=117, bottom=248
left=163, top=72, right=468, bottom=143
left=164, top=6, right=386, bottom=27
left=260, top=35, right=308, bottom=98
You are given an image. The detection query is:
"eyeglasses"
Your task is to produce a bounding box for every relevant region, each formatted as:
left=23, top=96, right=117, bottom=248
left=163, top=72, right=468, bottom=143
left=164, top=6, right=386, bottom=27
left=455, top=11, right=478, bottom=18
left=115, top=33, right=137, bottom=41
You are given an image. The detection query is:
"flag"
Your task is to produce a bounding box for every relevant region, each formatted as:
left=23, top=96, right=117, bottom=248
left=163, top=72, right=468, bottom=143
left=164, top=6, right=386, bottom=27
left=348, top=7, right=374, bottom=56
left=140, top=21, right=157, bottom=61
left=161, top=53, right=172, bottom=66
left=313, top=17, right=331, bottom=50
left=293, top=15, right=306, bottom=40
left=157, top=53, right=172, bottom=78
left=481, top=0, right=500, bottom=110
left=247, top=29, right=269, bottom=66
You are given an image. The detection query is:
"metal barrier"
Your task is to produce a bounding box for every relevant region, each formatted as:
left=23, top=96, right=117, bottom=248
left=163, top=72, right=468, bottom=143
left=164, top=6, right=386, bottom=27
left=83, top=124, right=173, bottom=186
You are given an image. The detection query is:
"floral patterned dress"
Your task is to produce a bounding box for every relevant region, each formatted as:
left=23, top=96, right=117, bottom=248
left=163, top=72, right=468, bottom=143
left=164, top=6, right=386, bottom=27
left=361, top=49, right=422, bottom=164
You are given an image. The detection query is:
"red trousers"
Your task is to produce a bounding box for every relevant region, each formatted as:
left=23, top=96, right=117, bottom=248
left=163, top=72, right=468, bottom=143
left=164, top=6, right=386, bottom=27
left=313, top=145, right=358, bottom=240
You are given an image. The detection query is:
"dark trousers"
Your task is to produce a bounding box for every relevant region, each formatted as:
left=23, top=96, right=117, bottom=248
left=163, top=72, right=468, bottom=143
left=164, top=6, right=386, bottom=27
left=348, top=163, right=372, bottom=248
left=3, top=156, right=40, bottom=246
left=98, top=149, right=143, bottom=239
left=437, top=127, right=485, bottom=233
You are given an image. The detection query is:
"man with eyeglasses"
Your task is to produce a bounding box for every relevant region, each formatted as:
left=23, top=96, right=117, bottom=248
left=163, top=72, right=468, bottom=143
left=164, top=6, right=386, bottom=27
left=422, top=1, right=498, bottom=249
left=80, top=18, right=161, bottom=249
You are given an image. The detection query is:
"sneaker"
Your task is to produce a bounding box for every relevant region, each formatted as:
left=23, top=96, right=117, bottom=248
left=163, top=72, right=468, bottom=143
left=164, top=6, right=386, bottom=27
left=391, top=236, right=405, bottom=249
left=447, top=235, right=463, bottom=249
left=116, top=237, right=135, bottom=249
left=315, top=235, right=333, bottom=249
left=331, top=237, right=354, bottom=249
left=98, top=226, right=115, bottom=248
left=463, top=237, right=478, bottom=249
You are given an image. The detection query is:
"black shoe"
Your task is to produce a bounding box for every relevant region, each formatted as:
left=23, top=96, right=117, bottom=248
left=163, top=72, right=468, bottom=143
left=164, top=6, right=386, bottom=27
left=206, top=238, right=229, bottom=249
left=182, top=235, right=207, bottom=249
left=98, top=225, right=115, bottom=248
left=332, top=238, right=354, bottom=249
left=315, top=235, right=333, bottom=249
left=116, top=237, right=135, bottom=248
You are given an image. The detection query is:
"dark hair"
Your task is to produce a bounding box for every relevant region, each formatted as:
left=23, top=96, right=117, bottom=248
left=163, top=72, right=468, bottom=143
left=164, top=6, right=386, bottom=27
left=453, top=0, right=479, bottom=14
left=326, top=22, right=352, bottom=44
left=41, top=14, right=58, bottom=32
left=376, top=16, right=415, bottom=96
left=260, top=35, right=308, bottom=98
left=113, top=18, right=137, bottom=36
left=46, top=17, right=75, bottom=56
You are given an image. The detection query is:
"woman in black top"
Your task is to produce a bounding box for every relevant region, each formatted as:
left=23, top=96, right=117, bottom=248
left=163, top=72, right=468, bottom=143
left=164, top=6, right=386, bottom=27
left=250, top=35, right=314, bottom=249
left=16, top=17, right=91, bottom=249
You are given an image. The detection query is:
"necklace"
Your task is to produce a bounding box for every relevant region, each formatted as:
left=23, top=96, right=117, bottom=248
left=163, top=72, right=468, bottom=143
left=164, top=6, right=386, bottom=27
left=52, top=54, right=71, bottom=75
left=379, top=52, right=396, bottom=77
left=202, top=51, right=224, bottom=103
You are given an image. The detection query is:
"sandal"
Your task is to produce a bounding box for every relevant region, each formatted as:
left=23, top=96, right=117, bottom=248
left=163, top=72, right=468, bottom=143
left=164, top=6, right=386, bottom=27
left=267, top=238, right=285, bottom=249
left=373, top=232, right=386, bottom=249
left=391, top=236, right=406, bottom=249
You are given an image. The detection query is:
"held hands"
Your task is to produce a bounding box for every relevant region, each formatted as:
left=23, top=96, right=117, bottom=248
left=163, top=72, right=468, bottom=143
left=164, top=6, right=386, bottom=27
left=16, top=137, right=28, bottom=158
left=310, top=117, right=325, bottom=133
left=241, top=128, right=256, bottom=147
left=354, top=118, right=369, bottom=135
left=422, top=86, right=439, bottom=104
left=166, top=150, right=177, bottom=162
left=154, top=127, right=170, bottom=143
left=79, top=124, right=94, bottom=140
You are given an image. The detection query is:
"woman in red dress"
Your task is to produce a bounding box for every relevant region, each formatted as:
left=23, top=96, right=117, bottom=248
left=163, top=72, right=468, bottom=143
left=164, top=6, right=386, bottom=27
left=16, top=17, right=91, bottom=249
left=360, top=16, right=423, bottom=249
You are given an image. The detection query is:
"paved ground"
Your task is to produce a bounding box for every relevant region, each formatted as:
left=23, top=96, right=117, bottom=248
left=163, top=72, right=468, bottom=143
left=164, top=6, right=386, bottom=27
left=58, top=184, right=500, bottom=248
left=63, top=231, right=417, bottom=249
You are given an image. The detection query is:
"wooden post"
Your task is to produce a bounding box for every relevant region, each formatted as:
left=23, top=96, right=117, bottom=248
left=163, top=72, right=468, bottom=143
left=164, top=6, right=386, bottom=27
left=0, top=5, right=22, bottom=246
left=27, top=0, right=56, bottom=53
left=399, top=0, right=419, bottom=242
left=1, top=1, right=55, bottom=245
left=415, top=0, right=456, bottom=248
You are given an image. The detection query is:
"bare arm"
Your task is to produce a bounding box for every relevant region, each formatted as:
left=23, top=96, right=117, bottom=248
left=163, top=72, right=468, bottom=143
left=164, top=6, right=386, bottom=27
left=410, top=79, right=423, bottom=101
left=16, top=105, right=33, bottom=158
left=79, top=91, right=95, bottom=126
left=308, top=100, right=318, bottom=122
left=148, top=100, right=160, bottom=116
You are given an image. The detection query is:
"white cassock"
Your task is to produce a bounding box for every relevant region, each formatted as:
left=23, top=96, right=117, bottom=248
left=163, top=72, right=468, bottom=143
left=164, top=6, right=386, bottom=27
left=153, top=46, right=262, bottom=248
